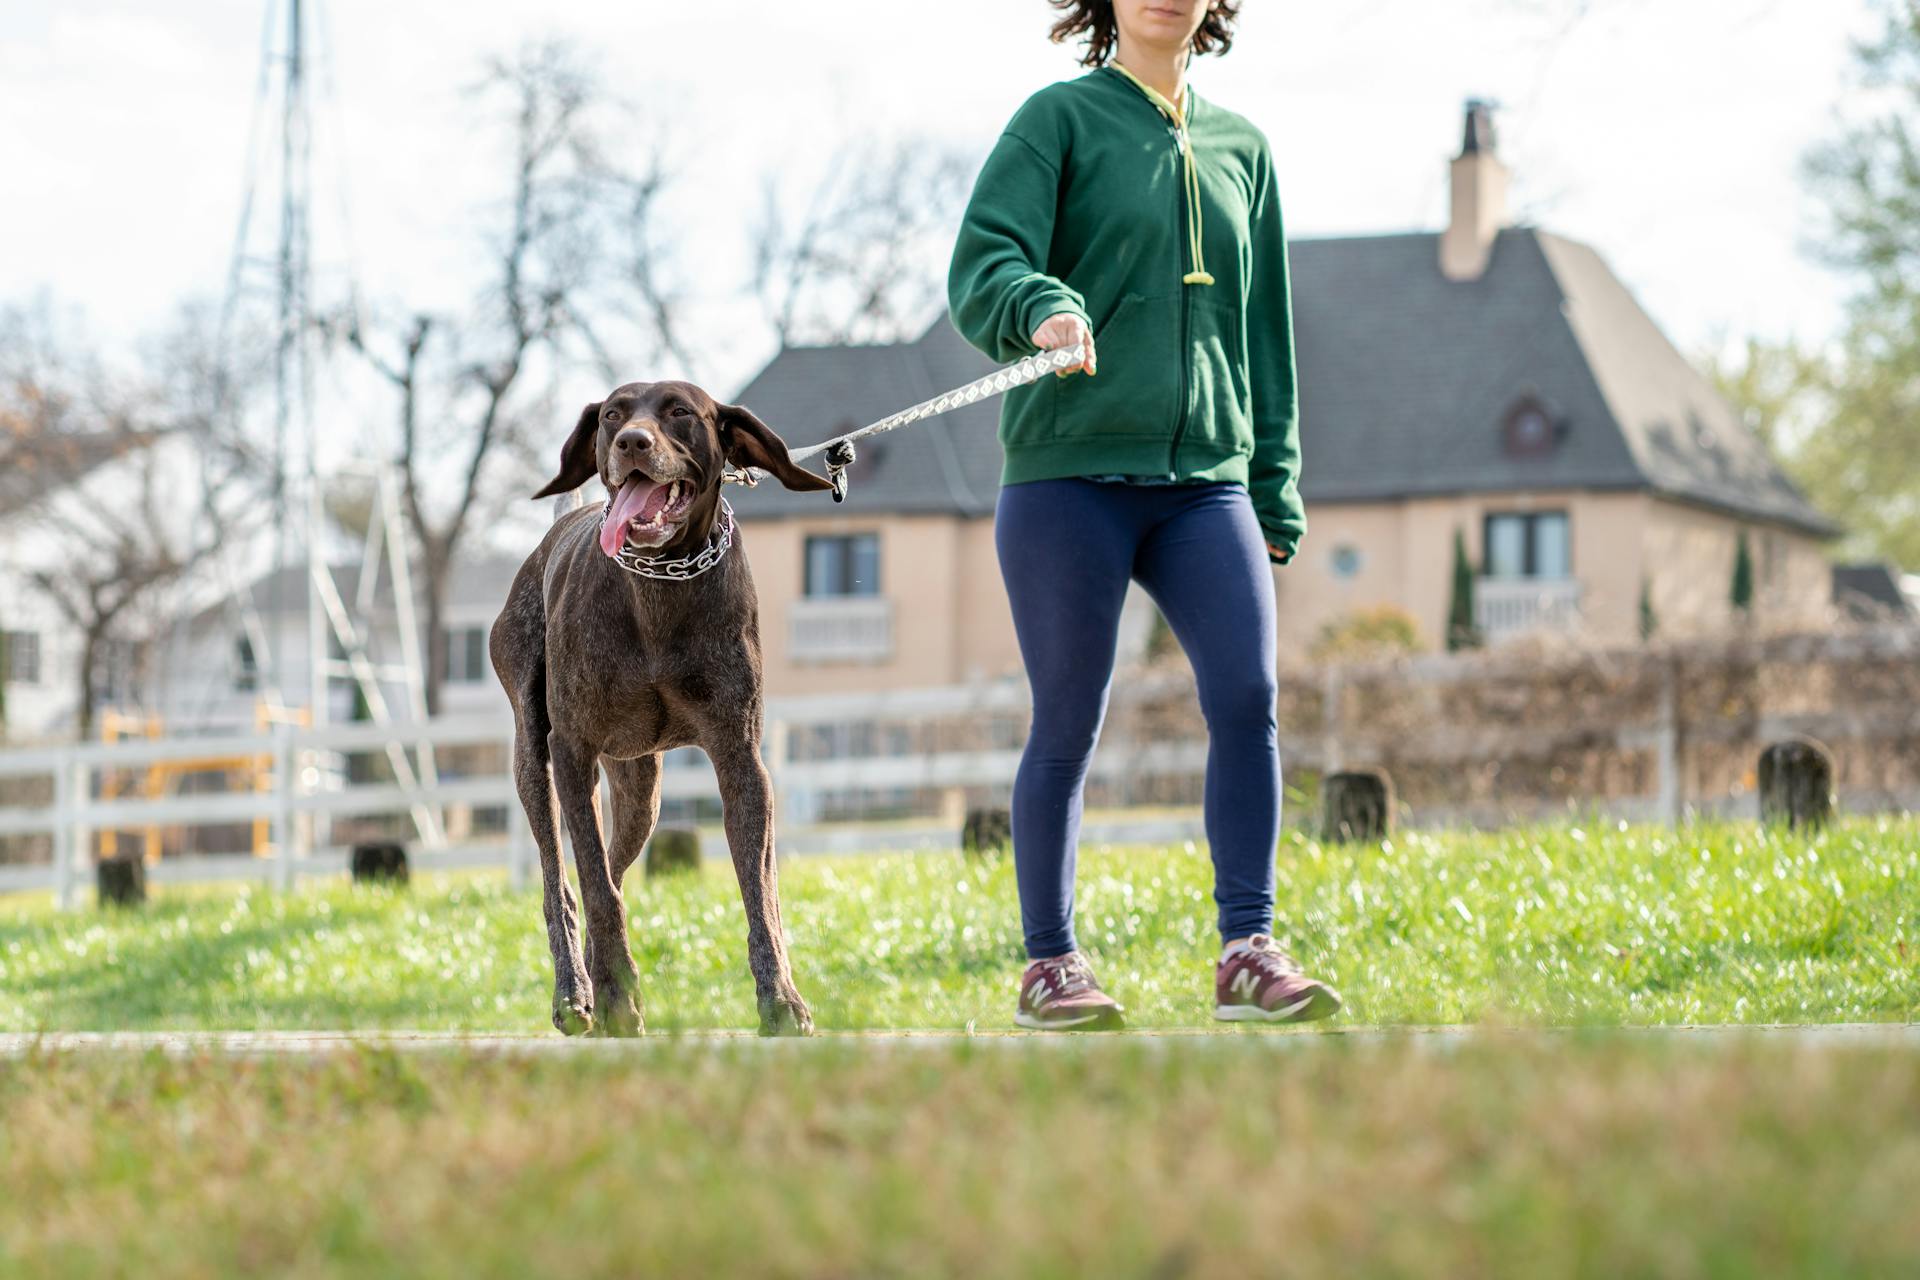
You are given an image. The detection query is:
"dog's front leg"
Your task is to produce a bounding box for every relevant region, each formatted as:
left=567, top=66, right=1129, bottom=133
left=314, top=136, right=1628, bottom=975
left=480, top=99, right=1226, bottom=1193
left=711, top=738, right=813, bottom=1036
left=510, top=719, right=592, bottom=1034
left=549, top=734, right=644, bottom=1037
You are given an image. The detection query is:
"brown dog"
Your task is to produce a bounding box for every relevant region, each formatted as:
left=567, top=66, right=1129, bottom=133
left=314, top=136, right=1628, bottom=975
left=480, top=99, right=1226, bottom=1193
left=490, top=380, right=832, bottom=1036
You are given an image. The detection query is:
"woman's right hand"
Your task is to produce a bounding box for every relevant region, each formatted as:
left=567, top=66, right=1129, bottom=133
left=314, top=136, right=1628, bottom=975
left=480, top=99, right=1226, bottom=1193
left=1032, top=311, right=1096, bottom=376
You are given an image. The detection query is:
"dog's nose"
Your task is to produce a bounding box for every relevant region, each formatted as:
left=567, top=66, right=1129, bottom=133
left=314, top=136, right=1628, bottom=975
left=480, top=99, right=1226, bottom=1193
left=613, top=426, right=655, bottom=455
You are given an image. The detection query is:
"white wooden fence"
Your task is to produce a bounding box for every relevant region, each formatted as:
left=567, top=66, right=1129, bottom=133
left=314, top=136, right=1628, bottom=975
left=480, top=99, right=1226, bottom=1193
left=6, top=629, right=1915, bottom=907
left=0, top=682, right=1209, bottom=907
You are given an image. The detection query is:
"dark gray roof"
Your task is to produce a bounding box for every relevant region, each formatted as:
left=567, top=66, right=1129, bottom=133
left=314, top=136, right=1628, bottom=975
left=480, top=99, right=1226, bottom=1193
left=727, top=228, right=1835, bottom=536
left=1832, top=563, right=1913, bottom=620
left=726, top=321, right=1002, bottom=519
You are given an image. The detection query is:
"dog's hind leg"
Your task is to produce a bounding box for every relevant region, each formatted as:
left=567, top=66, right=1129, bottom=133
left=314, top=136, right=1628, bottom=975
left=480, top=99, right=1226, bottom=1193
left=550, top=734, right=644, bottom=1037
left=709, top=736, right=813, bottom=1036
left=604, top=753, right=662, bottom=891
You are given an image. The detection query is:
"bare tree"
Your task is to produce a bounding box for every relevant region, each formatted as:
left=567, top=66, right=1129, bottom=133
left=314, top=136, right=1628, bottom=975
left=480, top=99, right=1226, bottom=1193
left=331, top=41, right=681, bottom=713
left=752, top=137, right=977, bottom=347
left=0, top=303, right=254, bottom=739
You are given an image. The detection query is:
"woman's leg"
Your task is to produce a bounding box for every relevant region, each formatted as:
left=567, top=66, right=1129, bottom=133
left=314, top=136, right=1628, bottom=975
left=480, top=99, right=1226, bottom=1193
left=1131, top=483, right=1282, bottom=944
left=994, top=478, right=1141, bottom=959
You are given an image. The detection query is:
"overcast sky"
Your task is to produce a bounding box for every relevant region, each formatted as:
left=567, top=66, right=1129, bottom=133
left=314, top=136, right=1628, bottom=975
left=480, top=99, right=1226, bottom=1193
left=0, top=0, right=1882, bottom=411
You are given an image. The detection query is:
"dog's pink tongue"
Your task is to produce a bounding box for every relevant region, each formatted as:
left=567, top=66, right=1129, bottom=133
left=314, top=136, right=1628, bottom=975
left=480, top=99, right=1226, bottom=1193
left=600, top=476, right=659, bottom=558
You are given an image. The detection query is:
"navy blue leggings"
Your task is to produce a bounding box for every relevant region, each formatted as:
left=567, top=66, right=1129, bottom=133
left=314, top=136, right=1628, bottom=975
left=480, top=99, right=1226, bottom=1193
left=994, top=477, right=1282, bottom=958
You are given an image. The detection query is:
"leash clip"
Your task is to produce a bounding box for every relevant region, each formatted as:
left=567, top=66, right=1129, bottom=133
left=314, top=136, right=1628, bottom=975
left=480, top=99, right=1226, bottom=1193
left=824, top=440, right=856, bottom=503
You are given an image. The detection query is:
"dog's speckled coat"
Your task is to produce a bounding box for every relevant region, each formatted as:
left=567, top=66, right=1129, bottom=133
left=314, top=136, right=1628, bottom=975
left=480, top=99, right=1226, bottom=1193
left=490, top=381, right=832, bottom=1036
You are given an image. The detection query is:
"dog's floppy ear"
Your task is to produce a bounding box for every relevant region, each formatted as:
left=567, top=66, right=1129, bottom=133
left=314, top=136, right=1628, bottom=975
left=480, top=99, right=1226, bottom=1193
left=532, top=401, right=602, bottom=499
left=718, top=403, right=833, bottom=493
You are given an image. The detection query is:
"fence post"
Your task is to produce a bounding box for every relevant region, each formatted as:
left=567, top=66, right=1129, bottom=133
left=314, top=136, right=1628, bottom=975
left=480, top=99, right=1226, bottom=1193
left=68, top=755, right=94, bottom=911
left=52, top=749, right=77, bottom=910
left=508, top=805, right=534, bottom=891
left=273, top=723, right=298, bottom=891
left=1655, top=655, right=1681, bottom=824
left=1321, top=667, right=1345, bottom=774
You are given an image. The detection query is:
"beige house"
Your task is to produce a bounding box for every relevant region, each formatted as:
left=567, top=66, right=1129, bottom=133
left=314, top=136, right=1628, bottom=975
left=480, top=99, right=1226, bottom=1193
left=727, top=102, right=1836, bottom=698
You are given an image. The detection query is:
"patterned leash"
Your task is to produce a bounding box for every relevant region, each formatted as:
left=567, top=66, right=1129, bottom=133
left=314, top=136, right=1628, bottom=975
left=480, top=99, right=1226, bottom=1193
left=723, top=343, right=1089, bottom=502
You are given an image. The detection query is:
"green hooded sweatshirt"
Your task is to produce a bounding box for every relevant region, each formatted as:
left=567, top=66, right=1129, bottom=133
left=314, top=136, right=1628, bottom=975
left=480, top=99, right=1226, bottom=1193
left=947, top=66, right=1305, bottom=559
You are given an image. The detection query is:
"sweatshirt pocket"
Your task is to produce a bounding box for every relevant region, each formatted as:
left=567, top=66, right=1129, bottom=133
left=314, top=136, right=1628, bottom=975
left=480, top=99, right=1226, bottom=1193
left=1188, top=297, right=1253, bottom=457
left=1082, top=292, right=1181, bottom=438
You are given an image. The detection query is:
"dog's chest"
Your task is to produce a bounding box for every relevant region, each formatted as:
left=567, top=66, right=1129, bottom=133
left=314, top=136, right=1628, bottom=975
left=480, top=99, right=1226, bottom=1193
left=545, top=602, right=758, bottom=755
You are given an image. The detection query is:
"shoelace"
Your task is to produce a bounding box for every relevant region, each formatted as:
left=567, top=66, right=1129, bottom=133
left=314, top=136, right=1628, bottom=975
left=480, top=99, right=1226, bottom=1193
left=1242, top=938, right=1303, bottom=978
left=1044, top=954, right=1098, bottom=998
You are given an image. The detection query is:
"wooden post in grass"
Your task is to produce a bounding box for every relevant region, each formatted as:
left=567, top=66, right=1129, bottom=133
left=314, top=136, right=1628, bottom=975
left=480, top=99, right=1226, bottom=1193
left=95, top=853, right=146, bottom=908
left=1758, top=737, right=1835, bottom=831
left=1322, top=768, right=1394, bottom=843
left=961, top=806, right=1012, bottom=858
left=646, top=826, right=701, bottom=876
left=350, top=841, right=410, bottom=885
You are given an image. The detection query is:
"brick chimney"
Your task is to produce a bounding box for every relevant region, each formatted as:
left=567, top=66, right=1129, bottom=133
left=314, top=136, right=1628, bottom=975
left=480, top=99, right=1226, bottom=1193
left=1439, top=99, right=1509, bottom=282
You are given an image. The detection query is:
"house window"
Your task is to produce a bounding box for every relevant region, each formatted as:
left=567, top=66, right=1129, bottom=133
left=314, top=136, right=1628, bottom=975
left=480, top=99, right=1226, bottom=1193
left=3, top=631, right=40, bottom=685
left=441, top=625, right=490, bottom=684
left=1484, top=511, right=1570, bottom=579
left=96, top=639, right=140, bottom=706
left=1501, top=397, right=1558, bottom=458
left=804, top=533, right=880, bottom=598
left=233, top=635, right=258, bottom=692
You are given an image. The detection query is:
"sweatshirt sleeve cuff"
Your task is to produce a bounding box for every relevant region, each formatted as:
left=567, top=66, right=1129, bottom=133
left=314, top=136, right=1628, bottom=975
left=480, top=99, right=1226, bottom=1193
left=1018, top=289, right=1090, bottom=349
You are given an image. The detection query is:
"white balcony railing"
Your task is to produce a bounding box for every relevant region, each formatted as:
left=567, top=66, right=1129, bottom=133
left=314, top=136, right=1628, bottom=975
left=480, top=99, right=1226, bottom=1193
left=789, top=595, right=894, bottom=663
left=1475, top=577, right=1582, bottom=641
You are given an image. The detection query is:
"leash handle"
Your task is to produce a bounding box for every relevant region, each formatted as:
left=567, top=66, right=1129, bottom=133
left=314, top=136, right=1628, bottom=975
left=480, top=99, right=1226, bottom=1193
left=725, top=342, right=1090, bottom=491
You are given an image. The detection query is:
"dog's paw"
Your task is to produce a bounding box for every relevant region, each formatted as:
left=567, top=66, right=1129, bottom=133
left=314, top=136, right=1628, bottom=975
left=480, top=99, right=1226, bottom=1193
left=758, top=988, right=814, bottom=1038
left=589, top=992, right=645, bottom=1039
left=553, top=997, right=594, bottom=1037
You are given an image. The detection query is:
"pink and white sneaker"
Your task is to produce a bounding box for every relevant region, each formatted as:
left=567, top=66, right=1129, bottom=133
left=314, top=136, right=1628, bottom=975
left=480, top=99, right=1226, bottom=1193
left=1015, top=951, right=1125, bottom=1031
left=1214, top=935, right=1341, bottom=1023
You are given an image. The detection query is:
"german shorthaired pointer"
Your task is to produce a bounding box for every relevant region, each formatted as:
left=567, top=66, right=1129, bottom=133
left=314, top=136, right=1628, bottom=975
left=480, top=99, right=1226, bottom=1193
left=490, top=380, right=832, bottom=1036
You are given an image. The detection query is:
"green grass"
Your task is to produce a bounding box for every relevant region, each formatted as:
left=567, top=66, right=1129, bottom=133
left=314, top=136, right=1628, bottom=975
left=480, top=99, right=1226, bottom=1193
left=1, top=819, right=1916, bottom=1276
left=3, top=1038, right=1919, bottom=1278
left=1, top=817, right=1914, bottom=1031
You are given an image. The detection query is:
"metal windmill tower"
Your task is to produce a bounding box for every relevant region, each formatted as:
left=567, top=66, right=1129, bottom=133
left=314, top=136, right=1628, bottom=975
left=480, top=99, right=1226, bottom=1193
left=218, top=0, right=445, bottom=846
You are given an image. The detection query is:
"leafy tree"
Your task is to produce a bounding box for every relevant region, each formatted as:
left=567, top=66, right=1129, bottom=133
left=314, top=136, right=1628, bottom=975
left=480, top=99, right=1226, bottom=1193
left=1638, top=577, right=1658, bottom=642
left=1446, top=529, right=1479, bottom=652
left=1731, top=531, right=1755, bottom=615
left=1716, top=3, right=1920, bottom=569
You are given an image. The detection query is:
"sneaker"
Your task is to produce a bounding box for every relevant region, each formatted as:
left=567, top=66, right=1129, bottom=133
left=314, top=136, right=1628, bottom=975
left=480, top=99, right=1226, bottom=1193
left=1014, top=951, right=1125, bottom=1031
left=1214, top=935, right=1342, bottom=1024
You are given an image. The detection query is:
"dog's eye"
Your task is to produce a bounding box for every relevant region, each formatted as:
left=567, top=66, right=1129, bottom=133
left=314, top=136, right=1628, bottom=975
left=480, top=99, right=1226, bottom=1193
left=602, top=408, right=619, bottom=421
left=670, top=405, right=693, bottom=419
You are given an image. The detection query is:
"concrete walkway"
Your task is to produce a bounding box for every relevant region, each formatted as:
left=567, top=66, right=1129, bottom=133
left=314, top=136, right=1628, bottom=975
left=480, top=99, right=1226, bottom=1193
left=3, top=1024, right=1917, bottom=1057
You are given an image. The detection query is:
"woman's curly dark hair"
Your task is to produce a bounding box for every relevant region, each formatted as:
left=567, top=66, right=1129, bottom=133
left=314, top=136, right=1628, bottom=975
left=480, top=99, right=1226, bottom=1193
left=1048, top=1, right=1241, bottom=68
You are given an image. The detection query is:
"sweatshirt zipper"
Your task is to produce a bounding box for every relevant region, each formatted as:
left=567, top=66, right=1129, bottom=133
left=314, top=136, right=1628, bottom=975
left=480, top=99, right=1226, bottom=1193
left=1169, top=125, right=1194, bottom=477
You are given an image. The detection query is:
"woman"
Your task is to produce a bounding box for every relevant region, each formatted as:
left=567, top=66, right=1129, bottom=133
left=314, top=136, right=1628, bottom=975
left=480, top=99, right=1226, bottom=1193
left=947, top=0, right=1339, bottom=1029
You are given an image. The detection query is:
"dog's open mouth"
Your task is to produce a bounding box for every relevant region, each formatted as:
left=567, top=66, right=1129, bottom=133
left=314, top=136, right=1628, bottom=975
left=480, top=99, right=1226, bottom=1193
left=600, top=474, right=696, bottom=557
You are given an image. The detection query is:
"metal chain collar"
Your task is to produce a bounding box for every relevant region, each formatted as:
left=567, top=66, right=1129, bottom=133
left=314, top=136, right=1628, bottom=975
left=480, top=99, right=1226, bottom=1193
left=601, top=495, right=736, bottom=581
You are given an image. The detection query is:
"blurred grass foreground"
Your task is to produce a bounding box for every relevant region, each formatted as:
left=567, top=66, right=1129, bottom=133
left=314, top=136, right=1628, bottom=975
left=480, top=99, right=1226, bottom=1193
left=0, top=1037, right=1915, bottom=1277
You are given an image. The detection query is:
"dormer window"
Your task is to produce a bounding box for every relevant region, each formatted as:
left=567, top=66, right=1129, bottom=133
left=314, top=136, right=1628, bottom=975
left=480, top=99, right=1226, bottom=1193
left=1502, top=396, right=1557, bottom=459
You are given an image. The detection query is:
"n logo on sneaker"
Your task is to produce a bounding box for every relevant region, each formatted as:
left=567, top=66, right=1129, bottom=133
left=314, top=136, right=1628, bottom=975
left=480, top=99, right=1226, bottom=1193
left=1024, top=979, right=1051, bottom=1008
left=1229, top=968, right=1262, bottom=1001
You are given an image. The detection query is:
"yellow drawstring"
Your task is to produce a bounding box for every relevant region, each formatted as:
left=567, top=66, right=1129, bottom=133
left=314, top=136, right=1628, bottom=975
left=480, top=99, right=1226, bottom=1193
left=1109, top=62, right=1215, bottom=286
